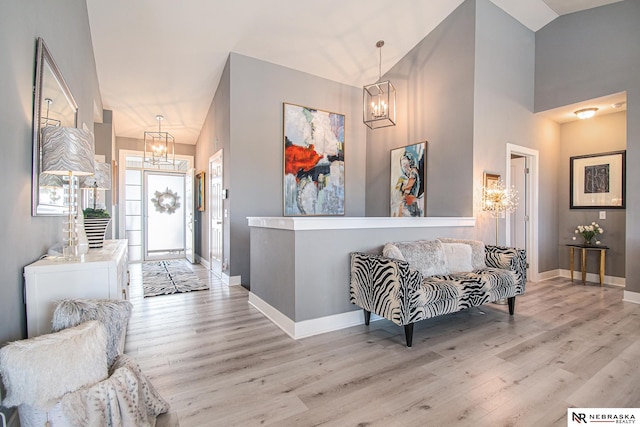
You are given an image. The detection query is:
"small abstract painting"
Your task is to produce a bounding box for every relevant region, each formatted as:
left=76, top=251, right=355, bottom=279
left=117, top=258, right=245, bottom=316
left=390, top=142, right=427, bottom=217
left=283, top=103, right=345, bottom=216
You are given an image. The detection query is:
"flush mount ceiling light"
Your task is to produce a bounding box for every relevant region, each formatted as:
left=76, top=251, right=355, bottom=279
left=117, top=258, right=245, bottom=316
left=363, top=40, right=396, bottom=130
left=575, top=108, right=598, bottom=120
left=144, top=115, right=175, bottom=167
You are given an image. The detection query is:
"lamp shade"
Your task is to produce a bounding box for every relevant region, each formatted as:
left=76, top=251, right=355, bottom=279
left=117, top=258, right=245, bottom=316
left=80, top=161, right=111, bottom=190
left=38, top=173, right=64, bottom=188
left=41, top=127, right=95, bottom=175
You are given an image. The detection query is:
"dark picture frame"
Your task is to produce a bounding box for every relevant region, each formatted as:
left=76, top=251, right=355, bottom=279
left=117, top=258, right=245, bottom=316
left=570, top=150, right=625, bottom=209
left=390, top=141, right=427, bottom=217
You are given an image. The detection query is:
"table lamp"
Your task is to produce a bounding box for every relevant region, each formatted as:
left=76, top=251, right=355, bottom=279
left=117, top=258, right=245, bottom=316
left=80, top=161, right=111, bottom=209
left=41, top=127, right=95, bottom=259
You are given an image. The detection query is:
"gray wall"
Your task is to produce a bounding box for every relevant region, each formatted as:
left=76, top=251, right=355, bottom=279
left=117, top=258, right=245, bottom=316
left=201, top=53, right=366, bottom=287
left=0, top=0, right=101, bottom=419
left=195, top=57, right=230, bottom=273
left=365, top=0, right=476, bottom=218
left=558, top=111, right=626, bottom=276
left=250, top=225, right=475, bottom=322
left=473, top=0, right=561, bottom=271
left=94, top=110, right=115, bottom=236
left=535, top=0, right=640, bottom=292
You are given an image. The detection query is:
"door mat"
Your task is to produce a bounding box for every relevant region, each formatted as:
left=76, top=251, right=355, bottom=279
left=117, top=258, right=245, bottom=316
left=142, top=259, right=209, bottom=297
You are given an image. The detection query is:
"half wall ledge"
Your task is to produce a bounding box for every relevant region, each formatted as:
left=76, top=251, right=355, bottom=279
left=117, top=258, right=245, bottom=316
left=247, top=216, right=476, bottom=339
left=247, top=216, right=476, bottom=231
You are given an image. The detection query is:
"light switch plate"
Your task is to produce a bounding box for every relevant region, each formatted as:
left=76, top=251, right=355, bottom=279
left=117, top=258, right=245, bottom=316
left=599, top=211, right=606, bottom=220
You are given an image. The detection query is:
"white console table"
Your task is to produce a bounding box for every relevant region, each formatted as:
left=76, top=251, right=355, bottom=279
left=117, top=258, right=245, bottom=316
left=24, top=239, right=129, bottom=337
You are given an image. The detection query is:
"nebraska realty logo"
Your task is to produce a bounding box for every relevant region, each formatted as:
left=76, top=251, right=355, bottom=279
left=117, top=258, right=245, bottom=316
left=568, top=408, right=638, bottom=425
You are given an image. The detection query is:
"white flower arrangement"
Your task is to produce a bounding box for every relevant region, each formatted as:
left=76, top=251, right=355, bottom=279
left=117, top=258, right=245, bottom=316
left=572, top=221, right=604, bottom=244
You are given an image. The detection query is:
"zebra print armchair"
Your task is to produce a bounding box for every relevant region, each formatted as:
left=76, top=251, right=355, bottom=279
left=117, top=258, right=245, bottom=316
left=350, top=240, right=526, bottom=347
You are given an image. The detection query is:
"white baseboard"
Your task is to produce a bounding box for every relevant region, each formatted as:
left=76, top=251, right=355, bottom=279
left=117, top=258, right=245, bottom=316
left=558, top=269, right=625, bottom=287
left=537, top=269, right=561, bottom=281
left=195, top=254, right=210, bottom=270
left=248, top=292, right=381, bottom=339
left=623, top=291, right=640, bottom=304
left=224, top=274, right=242, bottom=286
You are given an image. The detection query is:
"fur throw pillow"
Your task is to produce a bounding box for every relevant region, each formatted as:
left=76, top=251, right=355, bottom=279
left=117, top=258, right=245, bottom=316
left=52, top=299, right=132, bottom=369
left=442, top=243, right=474, bottom=273
left=0, top=321, right=108, bottom=409
left=393, top=240, right=448, bottom=277
left=382, top=243, right=406, bottom=261
left=438, top=238, right=487, bottom=270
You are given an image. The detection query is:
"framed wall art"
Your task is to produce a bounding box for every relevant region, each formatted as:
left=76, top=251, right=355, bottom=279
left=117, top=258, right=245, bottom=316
left=195, top=171, right=205, bottom=211
left=390, top=141, right=427, bottom=217
left=283, top=102, right=345, bottom=216
left=570, top=150, right=625, bottom=209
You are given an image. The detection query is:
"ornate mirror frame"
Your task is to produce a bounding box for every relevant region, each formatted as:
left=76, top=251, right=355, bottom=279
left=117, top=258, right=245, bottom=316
left=32, top=37, right=79, bottom=216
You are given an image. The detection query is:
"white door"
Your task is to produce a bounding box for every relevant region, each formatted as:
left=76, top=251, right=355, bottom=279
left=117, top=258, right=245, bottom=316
left=144, top=171, right=185, bottom=261
left=510, top=156, right=527, bottom=250
left=209, top=150, right=223, bottom=277
left=185, top=168, right=195, bottom=263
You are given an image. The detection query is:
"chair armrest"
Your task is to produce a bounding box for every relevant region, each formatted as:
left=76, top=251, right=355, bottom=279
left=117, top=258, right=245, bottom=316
left=350, top=252, right=422, bottom=326
left=484, top=245, right=527, bottom=287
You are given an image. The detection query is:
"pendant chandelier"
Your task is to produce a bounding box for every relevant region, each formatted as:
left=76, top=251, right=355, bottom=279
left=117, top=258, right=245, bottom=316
left=144, top=115, right=175, bottom=166
left=363, top=40, right=396, bottom=129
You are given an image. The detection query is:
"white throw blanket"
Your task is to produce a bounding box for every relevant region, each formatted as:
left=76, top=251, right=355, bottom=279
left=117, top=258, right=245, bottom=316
left=61, top=354, right=169, bottom=427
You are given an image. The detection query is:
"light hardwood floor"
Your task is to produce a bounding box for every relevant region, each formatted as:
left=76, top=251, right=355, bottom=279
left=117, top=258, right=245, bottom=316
left=125, top=263, right=640, bottom=427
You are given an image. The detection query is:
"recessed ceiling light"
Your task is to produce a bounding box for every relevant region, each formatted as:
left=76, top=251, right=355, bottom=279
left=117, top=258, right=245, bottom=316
left=575, top=108, right=598, bottom=119
left=611, top=101, right=626, bottom=109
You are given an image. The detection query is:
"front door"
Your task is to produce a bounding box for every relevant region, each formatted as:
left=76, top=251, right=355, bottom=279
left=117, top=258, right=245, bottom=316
left=144, top=171, right=185, bottom=260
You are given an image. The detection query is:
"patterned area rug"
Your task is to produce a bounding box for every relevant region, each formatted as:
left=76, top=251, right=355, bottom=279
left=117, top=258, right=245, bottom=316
left=142, top=259, right=209, bottom=297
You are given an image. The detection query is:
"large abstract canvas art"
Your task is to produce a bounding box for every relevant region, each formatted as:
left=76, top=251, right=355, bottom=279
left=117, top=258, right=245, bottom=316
left=283, top=103, right=345, bottom=216
left=390, top=142, right=427, bottom=217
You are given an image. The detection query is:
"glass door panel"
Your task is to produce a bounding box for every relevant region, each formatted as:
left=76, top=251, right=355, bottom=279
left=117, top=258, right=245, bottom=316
left=144, top=171, right=185, bottom=260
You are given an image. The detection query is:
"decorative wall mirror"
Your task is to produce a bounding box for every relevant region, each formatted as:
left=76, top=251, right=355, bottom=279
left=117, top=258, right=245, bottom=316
left=32, top=37, right=79, bottom=216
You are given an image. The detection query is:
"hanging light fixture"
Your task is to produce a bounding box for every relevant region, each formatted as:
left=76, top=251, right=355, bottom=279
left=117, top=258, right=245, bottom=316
left=144, top=114, right=175, bottom=166
left=363, top=40, right=396, bottom=129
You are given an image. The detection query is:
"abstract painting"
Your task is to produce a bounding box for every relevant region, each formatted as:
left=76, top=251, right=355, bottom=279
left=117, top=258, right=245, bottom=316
left=570, top=150, right=625, bottom=209
left=390, top=142, right=427, bottom=217
left=283, top=103, right=345, bottom=216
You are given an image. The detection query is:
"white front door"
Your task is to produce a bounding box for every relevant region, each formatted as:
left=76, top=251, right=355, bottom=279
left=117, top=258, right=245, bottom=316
left=144, top=171, right=185, bottom=261
left=185, top=168, right=195, bottom=263
left=209, top=150, right=223, bottom=277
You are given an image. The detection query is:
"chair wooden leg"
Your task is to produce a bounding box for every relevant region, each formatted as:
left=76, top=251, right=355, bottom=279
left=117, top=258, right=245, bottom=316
left=404, top=323, right=414, bottom=347
left=364, top=309, right=371, bottom=326
left=507, top=296, right=516, bottom=315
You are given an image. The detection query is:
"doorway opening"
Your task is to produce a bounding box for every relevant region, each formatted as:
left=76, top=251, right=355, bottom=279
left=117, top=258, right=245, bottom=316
left=506, top=144, right=539, bottom=282
left=118, top=150, right=193, bottom=263
left=209, top=150, right=223, bottom=278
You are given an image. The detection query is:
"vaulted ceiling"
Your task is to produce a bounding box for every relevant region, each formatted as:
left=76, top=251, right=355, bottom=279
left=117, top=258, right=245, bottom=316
left=86, top=0, right=623, bottom=144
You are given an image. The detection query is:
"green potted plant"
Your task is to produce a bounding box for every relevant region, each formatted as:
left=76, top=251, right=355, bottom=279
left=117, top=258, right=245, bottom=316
left=83, top=207, right=111, bottom=249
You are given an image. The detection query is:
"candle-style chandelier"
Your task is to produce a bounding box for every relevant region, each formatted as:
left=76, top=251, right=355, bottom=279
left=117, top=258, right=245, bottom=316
left=363, top=40, right=396, bottom=129
left=144, top=114, right=175, bottom=166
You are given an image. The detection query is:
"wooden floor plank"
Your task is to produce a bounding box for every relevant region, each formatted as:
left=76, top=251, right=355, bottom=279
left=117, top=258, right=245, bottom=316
left=125, top=265, right=640, bottom=426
